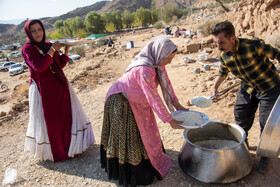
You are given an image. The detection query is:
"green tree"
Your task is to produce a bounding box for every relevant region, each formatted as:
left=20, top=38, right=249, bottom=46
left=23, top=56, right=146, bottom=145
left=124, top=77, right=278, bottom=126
left=74, top=16, right=85, bottom=35
left=49, top=30, right=64, bottom=39
left=54, top=20, right=64, bottom=30
left=151, top=0, right=159, bottom=23
left=112, top=10, right=123, bottom=30
left=77, top=29, right=87, bottom=38
left=132, top=16, right=142, bottom=27
left=63, top=18, right=74, bottom=37
left=122, top=10, right=134, bottom=28
left=101, top=12, right=115, bottom=24
left=161, top=3, right=183, bottom=23
left=134, top=7, right=151, bottom=27
left=105, top=22, right=116, bottom=32
left=85, top=11, right=105, bottom=34
left=101, top=12, right=115, bottom=32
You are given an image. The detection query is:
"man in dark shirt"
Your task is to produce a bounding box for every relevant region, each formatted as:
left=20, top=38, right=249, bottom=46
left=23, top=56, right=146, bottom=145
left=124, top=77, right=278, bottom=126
left=211, top=21, right=280, bottom=174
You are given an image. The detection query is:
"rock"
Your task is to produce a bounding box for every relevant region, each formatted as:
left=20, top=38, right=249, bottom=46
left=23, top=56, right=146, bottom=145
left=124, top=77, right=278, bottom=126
left=186, top=100, right=192, bottom=106
left=265, top=0, right=279, bottom=9
left=227, top=102, right=235, bottom=107
left=0, top=111, right=6, bottom=117
left=186, top=43, right=201, bottom=53
left=203, top=64, right=211, bottom=71
left=12, top=103, right=24, bottom=110
left=201, top=37, right=213, bottom=44
left=79, top=71, right=88, bottom=76
left=203, top=47, right=213, bottom=54
left=105, top=48, right=113, bottom=54
left=201, top=43, right=215, bottom=49
left=22, top=99, right=29, bottom=105
left=8, top=110, right=16, bottom=116
left=85, top=66, right=93, bottom=70
left=193, top=67, right=201, bottom=74
left=93, top=51, right=102, bottom=56
left=98, top=59, right=104, bottom=64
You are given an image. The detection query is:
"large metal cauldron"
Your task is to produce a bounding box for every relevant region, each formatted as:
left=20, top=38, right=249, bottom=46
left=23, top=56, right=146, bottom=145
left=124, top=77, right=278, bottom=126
left=257, top=95, right=280, bottom=157
left=178, top=119, right=253, bottom=183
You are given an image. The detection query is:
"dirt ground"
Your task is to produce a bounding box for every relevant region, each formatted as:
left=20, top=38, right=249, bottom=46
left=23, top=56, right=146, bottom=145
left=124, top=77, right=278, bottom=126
left=1, top=25, right=280, bottom=186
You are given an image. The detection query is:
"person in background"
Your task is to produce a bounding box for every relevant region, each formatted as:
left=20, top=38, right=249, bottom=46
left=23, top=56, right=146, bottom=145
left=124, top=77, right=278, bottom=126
left=164, top=26, right=172, bottom=35
left=22, top=19, right=95, bottom=162
left=174, top=26, right=180, bottom=37
left=107, top=37, right=114, bottom=47
left=100, top=38, right=188, bottom=186
left=6, top=57, right=9, bottom=61
left=211, top=20, right=280, bottom=174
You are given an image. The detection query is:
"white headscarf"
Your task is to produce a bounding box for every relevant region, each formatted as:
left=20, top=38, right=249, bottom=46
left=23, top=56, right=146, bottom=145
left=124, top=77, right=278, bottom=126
left=126, top=38, right=177, bottom=112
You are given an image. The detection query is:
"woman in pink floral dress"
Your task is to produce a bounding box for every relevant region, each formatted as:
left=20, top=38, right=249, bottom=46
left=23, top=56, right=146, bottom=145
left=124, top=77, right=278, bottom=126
left=101, top=38, right=187, bottom=186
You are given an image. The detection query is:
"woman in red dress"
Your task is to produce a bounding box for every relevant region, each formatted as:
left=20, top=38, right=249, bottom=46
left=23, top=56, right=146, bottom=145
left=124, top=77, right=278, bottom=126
left=22, top=19, right=95, bottom=162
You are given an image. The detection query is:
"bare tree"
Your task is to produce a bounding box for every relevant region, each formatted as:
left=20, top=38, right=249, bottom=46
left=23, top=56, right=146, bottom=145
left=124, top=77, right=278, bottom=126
left=215, top=0, right=230, bottom=12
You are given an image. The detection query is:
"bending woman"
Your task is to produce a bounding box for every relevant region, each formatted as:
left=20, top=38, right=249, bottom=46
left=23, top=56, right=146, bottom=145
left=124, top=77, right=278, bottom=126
left=22, top=19, right=95, bottom=162
left=101, top=38, right=187, bottom=186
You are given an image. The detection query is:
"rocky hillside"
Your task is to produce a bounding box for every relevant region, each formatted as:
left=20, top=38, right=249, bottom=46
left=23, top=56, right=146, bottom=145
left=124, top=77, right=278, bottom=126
left=1, top=0, right=279, bottom=46
left=191, top=0, right=279, bottom=40
left=0, top=0, right=195, bottom=35
left=229, top=0, right=280, bottom=39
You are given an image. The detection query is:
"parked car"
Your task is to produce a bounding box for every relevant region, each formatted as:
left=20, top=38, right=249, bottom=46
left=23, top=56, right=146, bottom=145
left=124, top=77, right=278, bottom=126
left=21, top=61, right=28, bottom=69
left=8, top=63, right=24, bottom=76
left=68, top=53, right=81, bottom=60
left=8, top=51, right=21, bottom=58
left=0, top=61, right=16, bottom=71
left=68, top=53, right=81, bottom=64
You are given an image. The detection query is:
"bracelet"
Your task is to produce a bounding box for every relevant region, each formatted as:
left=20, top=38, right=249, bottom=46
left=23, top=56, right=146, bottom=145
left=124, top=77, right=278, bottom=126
left=51, top=46, right=56, bottom=52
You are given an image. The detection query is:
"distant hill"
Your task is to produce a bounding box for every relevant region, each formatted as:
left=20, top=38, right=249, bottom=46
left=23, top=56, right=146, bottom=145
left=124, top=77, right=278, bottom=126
left=0, top=0, right=196, bottom=45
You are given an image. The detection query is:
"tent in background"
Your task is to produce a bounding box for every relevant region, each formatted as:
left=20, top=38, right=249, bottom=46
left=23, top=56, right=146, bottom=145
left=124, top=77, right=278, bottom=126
left=87, top=34, right=108, bottom=39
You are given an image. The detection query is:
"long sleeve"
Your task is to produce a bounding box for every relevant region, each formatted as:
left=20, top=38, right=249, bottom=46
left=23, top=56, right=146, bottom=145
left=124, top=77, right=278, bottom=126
left=22, top=45, right=53, bottom=72
left=161, top=66, right=179, bottom=104
left=136, top=67, right=172, bottom=123
left=255, top=40, right=280, bottom=62
left=59, top=54, right=70, bottom=69
left=218, top=55, right=230, bottom=79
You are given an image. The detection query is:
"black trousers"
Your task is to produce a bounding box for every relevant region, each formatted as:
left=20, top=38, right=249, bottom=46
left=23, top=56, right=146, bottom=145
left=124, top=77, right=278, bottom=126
left=234, top=84, right=280, bottom=136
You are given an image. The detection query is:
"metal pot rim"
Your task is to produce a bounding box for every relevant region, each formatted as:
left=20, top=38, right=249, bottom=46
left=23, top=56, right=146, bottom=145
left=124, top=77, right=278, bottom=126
left=183, top=119, right=247, bottom=151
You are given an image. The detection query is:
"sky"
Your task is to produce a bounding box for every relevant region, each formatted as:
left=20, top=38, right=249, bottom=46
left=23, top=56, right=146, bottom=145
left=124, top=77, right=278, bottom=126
left=0, top=0, right=104, bottom=24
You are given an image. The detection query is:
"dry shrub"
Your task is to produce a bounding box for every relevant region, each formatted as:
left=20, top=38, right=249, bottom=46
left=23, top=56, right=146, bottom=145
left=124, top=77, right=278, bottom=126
left=13, top=83, right=29, bottom=99
left=72, top=46, right=86, bottom=57
left=197, top=19, right=221, bottom=36
left=153, top=21, right=164, bottom=29
left=265, top=32, right=280, bottom=48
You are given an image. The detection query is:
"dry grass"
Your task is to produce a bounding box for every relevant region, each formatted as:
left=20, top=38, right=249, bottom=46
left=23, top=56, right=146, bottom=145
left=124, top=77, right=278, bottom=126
left=12, top=83, right=29, bottom=99
left=196, top=18, right=220, bottom=37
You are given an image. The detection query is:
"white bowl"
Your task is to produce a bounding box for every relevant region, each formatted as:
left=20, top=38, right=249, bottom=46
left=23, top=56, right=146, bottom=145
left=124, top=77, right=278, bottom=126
left=171, top=110, right=209, bottom=129
left=198, top=53, right=208, bottom=61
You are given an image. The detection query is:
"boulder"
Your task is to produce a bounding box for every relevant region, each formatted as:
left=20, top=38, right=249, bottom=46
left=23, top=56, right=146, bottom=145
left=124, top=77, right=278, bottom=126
left=12, top=103, right=24, bottom=111
left=0, top=111, right=6, bottom=117
left=265, top=0, right=279, bottom=9
left=22, top=99, right=29, bottom=105
left=186, top=43, right=201, bottom=53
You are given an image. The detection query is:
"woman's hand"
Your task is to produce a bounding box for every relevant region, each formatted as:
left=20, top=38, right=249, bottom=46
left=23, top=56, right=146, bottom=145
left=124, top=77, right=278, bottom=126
left=173, top=101, right=189, bottom=111
left=169, top=119, right=185, bottom=129
left=52, top=41, right=66, bottom=51
left=48, top=41, right=67, bottom=57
